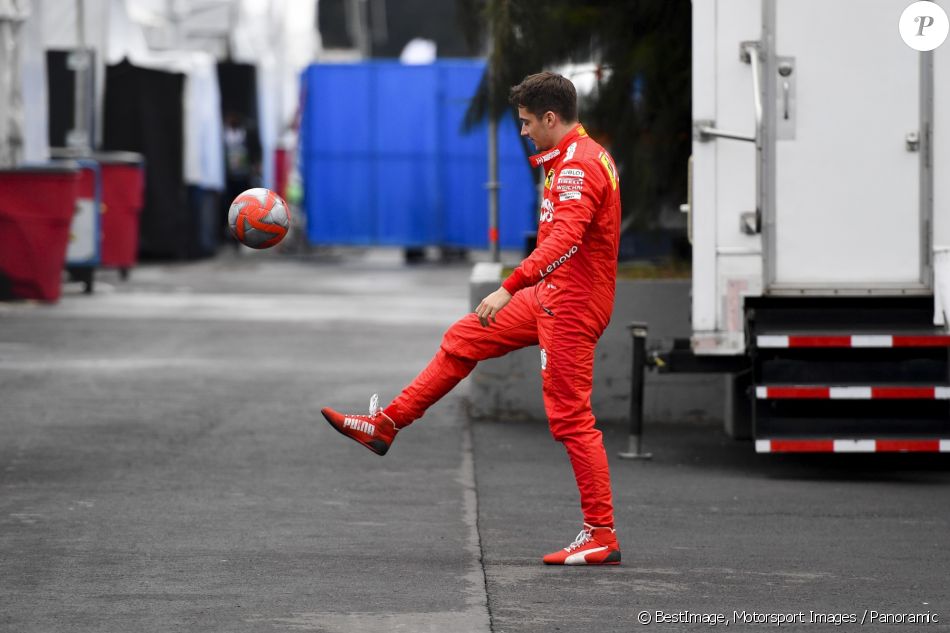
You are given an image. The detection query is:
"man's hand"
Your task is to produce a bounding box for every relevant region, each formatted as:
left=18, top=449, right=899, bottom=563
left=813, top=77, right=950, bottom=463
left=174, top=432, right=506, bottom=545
left=475, top=286, right=513, bottom=327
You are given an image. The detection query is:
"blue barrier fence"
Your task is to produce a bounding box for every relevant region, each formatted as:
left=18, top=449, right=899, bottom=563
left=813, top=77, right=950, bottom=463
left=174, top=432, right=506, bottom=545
left=300, top=60, right=537, bottom=248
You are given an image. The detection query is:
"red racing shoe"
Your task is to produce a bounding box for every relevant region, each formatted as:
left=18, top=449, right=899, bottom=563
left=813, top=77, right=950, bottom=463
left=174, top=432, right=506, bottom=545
left=542, top=524, right=622, bottom=565
left=321, top=394, right=398, bottom=456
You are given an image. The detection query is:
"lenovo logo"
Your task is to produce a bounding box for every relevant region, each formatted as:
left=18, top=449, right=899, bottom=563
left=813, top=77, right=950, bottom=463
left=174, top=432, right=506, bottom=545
left=540, top=245, right=579, bottom=278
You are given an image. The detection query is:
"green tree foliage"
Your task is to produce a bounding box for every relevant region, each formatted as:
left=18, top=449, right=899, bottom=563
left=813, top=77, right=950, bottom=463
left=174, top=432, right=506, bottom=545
left=458, top=0, right=691, bottom=229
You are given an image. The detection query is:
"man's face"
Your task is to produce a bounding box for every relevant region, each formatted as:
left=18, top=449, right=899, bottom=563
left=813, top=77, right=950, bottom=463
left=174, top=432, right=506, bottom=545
left=518, top=106, right=554, bottom=151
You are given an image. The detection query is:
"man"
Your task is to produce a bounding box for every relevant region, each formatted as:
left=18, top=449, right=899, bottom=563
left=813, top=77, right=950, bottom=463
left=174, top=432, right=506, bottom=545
left=321, top=72, right=622, bottom=566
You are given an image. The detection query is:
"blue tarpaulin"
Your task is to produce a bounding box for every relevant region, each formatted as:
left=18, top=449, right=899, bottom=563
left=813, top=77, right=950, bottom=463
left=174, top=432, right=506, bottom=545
left=300, top=60, right=537, bottom=248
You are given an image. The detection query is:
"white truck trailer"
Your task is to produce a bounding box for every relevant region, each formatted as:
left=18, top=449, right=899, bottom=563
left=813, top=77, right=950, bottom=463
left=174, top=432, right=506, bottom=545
left=664, top=0, right=950, bottom=452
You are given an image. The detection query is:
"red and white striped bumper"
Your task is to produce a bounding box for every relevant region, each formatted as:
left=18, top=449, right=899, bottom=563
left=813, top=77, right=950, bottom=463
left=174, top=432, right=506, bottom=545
left=756, top=386, right=950, bottom=400
left=757, top=334, right=950, bottom=348
left=756, top=439, right=950, bottom=453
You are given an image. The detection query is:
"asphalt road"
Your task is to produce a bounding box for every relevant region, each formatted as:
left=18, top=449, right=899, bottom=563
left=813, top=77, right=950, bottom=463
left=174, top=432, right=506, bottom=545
left=1, top=250, right=948, bottom=632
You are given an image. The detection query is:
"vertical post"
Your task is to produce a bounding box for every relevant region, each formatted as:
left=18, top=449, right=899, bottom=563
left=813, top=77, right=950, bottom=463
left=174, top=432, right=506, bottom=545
left=485, top=15, right=500, bottom=263
left=68, top=0, right=91, bottom=155
left=487, top=116, right=500, bottom=262
left=619, top=322, right=653, bottom=460
left=347, top=0, right=371, bottom=58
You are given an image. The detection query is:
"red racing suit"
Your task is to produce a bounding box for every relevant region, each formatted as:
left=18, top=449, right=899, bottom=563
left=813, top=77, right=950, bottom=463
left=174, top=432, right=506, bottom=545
left=385, top=124, right=621, bottom=528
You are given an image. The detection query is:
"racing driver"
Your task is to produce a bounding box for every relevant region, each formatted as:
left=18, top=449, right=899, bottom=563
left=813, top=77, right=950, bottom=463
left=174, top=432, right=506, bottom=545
left=320, top=71, right=623, bottom=566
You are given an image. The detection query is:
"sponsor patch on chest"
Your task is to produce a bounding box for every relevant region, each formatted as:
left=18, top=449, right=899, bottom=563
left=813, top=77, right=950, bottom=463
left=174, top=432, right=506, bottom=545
left=555, top=169, right=585, bottom=193
left=598, top=151, right=618, bottom=190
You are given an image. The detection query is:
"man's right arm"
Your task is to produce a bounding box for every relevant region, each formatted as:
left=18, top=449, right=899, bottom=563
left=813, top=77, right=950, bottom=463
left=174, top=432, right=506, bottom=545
left=501, top=159, right=605, bottom=295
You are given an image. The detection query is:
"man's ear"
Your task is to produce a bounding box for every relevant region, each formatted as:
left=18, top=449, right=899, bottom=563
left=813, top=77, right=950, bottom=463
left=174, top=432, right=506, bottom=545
left=544, top=111, right=557, bottom=128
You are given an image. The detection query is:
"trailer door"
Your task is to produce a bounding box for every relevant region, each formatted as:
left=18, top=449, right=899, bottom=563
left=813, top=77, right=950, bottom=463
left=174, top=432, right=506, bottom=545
left=766, top=0, right=931, bottom=293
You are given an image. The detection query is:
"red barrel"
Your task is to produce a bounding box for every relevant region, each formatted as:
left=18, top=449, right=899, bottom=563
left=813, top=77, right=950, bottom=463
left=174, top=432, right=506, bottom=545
left=274, top=147, right=290, bottom=200
left=0, top=166, right=80, bottom=302
left=97, top=152, right=145, bottom=272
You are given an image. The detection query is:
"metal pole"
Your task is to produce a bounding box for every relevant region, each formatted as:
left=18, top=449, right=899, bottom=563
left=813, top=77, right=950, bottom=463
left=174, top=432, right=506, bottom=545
left=347, top=0, right=371, bottom=58
left=485, top=14, right=500, bottom=264
left=487, top=115, right=500, bottom=263
left=68, top=0, right=91, bottom=154
left=619, top=322, right=653, bottom=460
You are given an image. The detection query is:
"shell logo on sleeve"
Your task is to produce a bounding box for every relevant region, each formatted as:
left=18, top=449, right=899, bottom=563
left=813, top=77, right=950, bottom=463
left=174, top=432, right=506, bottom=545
left=598, top=152, right=618, bottom=190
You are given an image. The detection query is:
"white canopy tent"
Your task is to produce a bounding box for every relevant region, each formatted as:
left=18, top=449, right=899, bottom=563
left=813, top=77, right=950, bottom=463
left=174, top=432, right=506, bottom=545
left=1, top=0, right=319, bottom=189
left=0, top=0, right=45, bottom=167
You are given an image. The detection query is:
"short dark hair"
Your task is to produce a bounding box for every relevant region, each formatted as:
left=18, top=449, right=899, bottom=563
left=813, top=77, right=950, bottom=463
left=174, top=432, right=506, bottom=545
left=509, top=72, right=578, bottom=122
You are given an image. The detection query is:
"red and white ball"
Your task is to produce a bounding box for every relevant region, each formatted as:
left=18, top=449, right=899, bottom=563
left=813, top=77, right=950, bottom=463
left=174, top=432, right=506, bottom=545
left=228, top=188, right=291, bottom=249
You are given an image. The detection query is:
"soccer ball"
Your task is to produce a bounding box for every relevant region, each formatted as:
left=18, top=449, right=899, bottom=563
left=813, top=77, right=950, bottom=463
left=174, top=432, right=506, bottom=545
left=228, top=188, right=291, bottom=249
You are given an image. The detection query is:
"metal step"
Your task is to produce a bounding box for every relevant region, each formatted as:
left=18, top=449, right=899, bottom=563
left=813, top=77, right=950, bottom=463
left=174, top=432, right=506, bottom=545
left=746, top=296, right=935, bottom=331
left=758, top=348, right=948, bottom=384
left=752, top=398, right=950, bottom=439
left=745, top=297, right=950, bottom=449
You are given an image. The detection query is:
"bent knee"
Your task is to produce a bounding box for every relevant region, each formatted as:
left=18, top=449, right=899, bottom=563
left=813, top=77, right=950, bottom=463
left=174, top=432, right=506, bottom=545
left=440, top=314, right=482, bottom=359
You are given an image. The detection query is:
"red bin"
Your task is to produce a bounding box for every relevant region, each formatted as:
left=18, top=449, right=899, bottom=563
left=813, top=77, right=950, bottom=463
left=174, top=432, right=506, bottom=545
left=0, top=165, right=80, bottom=302
left=96, top=152, right=145, bottom=274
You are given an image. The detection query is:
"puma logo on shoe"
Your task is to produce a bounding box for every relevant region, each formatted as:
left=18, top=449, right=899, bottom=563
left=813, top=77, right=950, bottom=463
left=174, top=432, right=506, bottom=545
left=343, top=417, right=376, bottom=436
left=564, top=546, right=608, bottom=565
left=542, top=526, right=621, bottom=565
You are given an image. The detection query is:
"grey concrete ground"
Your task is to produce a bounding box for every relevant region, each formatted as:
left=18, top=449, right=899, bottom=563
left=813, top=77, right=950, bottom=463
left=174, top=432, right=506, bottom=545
left=1, top=250, right=948, bottom=633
